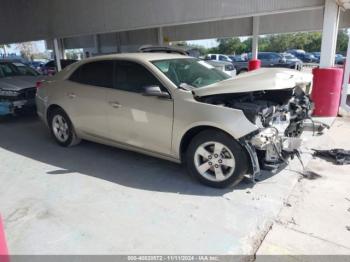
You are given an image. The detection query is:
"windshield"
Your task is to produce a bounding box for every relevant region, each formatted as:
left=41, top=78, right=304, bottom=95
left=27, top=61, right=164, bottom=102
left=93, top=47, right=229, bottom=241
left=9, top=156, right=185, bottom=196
left=0, top=62, right=39, bottom=78
left=152, top=58, right=230, bottom=88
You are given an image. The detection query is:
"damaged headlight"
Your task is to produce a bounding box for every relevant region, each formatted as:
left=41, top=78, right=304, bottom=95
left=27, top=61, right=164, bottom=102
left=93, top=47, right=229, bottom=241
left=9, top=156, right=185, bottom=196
left=0, top=89, right=19, bottom=97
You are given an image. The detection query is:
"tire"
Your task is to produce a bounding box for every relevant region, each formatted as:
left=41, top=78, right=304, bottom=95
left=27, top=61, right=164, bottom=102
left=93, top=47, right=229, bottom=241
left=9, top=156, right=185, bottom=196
left=48, top=108, right=81, bottom=147
left=238, top=68, right=248, bottom=74
left=186, top=130, right=249, bottom=188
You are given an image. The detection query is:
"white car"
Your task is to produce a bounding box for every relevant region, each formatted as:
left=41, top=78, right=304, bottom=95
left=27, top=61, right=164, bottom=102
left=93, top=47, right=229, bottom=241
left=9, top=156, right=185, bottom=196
left=204, top=60, right=237, bottom=77
left=206, top=54, right=233, bottom=63
left=36, top=53, right=313, bottom=188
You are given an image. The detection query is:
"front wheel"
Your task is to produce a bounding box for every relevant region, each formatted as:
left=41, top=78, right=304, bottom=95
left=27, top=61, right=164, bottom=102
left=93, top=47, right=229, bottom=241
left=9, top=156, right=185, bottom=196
left=48, top=108, right=81, bottom=147
left=186, top=130, right=249, bottom=188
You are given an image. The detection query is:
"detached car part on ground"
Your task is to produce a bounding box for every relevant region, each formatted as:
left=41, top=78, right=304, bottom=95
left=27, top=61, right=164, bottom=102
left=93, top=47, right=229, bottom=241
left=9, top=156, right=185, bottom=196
left=36, top=53, right=313, bottom=188
left=0, top=61, right=43, bottom=116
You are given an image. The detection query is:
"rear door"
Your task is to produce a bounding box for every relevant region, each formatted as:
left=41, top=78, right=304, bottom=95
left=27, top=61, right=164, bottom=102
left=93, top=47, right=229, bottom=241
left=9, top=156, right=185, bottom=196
left=66, top=60, right=113, bottom=139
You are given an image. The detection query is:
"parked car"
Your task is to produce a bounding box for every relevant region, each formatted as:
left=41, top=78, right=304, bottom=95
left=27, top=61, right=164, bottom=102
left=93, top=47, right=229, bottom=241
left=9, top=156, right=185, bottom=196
left=28, top=61, right=45, bottom=72
left=245, top=52, right=299, bottom=69
left=311, top=52, right=321, bottom=63
left=255, top=52, right=286, bottom=67
left=280, top=53, right=303, bottom=71
left=42, top=59, right=78, bottom=75
left=287, top=50, right=318, bottom=63
left=0, top=61, right=43, bottom=116
left=204, top=60, right=237, bottom=77
left=228, top=55, right=249, bottom=74
left=36, top=53, right=313, bottom=188
left=335, top=54, right=345, bottom=65
left=205, top=54, right=233, bottom=63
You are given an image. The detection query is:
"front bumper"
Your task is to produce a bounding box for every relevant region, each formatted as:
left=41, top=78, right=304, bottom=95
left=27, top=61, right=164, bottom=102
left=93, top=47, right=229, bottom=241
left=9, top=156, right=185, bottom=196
left=242, top=127, right=303, bottom=180
left=0, top=99, right=36, bottom=116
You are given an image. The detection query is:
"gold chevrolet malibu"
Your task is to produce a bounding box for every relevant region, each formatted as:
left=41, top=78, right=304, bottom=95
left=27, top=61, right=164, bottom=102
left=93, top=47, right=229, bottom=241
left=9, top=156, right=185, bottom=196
left=36, top=52, right=313, bottom=188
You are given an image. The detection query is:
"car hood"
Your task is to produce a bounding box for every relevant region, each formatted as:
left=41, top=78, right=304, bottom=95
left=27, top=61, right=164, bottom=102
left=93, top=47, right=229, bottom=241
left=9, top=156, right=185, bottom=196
left=0, top=75, right=44, bottom=91
left=286, top=58, right=302, bottom=63
left=192, top=68, right=313, bottom=97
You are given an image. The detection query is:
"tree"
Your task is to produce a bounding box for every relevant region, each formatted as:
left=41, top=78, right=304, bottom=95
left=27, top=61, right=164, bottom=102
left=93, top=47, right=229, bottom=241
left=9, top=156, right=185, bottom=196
left=16, top=42, right=37, bottom=61
left=215, top=38, right=248, bottom=55
left=337, top=29, right=349, bottom=53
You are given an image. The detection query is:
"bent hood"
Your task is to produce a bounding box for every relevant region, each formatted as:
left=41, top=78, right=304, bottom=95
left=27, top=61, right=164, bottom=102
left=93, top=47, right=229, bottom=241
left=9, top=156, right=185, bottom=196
left=192, top=68, right=313, bottom=97
left=0, top=75, right=43, bottom=91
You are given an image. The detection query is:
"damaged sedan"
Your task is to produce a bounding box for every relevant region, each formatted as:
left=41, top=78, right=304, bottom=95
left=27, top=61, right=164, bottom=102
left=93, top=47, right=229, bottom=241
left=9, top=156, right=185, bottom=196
left=0, top=61, right=43, bottom=116
left=36, top=53, right=313, bottom=188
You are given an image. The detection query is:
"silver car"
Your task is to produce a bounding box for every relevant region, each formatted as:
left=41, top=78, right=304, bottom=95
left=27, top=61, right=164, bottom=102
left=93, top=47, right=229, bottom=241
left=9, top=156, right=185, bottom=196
left=0, top=61, right=42, bottom=116
left=36, top=53, right=313, bottom=188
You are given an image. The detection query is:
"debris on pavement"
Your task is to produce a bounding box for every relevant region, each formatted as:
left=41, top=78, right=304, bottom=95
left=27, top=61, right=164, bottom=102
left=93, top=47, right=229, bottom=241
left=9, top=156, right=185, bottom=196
left=313, top=149, right=350, bottom=165
left=301, top=170, right=322, bottom=180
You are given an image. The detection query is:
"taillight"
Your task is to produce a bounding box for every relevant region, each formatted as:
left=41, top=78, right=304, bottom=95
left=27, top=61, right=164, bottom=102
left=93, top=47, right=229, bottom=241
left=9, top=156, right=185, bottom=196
left=36, top=80, right=44, bottom=89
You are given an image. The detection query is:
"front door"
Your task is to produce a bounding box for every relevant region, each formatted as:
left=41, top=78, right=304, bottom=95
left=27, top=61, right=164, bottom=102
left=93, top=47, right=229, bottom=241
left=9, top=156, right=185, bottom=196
left=105, top=61, right=174, bottom=155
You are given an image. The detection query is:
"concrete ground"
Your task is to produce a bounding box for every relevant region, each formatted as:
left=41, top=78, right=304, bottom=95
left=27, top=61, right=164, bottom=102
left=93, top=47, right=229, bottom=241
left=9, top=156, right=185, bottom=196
left=257, top=117, right=350, bottom=256
left=0, top=115, right=347, bottom=256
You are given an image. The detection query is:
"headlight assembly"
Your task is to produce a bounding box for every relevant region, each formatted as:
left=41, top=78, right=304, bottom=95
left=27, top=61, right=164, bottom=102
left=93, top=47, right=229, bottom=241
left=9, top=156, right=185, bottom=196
left=0, top=89, right=19, bottom=97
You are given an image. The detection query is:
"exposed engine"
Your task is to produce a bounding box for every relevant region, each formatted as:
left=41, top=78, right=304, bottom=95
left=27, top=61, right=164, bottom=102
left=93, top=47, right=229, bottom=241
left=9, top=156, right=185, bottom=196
left=196, top=87, right=313, bottom=171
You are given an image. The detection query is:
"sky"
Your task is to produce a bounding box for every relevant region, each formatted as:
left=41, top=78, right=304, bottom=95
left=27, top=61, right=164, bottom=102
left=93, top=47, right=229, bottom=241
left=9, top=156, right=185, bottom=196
left=4, top=40, right=46, bottom=55
left=187, top=39, right=219, bottom=48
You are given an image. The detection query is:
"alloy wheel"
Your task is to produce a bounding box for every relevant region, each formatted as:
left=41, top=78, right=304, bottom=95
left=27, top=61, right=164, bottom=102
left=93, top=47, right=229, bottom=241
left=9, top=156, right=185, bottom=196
left=52, top=115, right=69, bottom=143
left=194, top=141, right=236, bottom=182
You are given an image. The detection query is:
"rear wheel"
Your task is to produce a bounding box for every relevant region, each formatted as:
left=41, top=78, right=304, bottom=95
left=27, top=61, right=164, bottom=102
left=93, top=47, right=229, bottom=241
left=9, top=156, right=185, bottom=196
left=238, top=68, right=248, bottom=74
left=48, top=108, right=81, bottom=147
left=186, top=130, right=248, bottom=188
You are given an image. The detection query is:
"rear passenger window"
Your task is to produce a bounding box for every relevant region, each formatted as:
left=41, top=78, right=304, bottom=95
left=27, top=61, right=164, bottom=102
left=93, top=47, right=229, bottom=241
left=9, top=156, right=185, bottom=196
left=219, top=55, right=228, bottom=61
left=69, top=61, right=114, bottom=88
left=114, top=61, right=162, bottom=93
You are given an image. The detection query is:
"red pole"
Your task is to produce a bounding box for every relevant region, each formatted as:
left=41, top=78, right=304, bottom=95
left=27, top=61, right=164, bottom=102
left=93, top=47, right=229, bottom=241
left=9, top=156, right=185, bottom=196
left=248, top=59, right=261, bottom=71
left=0, top=215, right=9, bottom=262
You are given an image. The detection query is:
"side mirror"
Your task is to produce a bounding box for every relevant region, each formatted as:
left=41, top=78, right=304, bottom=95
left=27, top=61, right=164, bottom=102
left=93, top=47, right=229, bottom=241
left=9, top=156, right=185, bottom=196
left=143, top=86, right=170, bottom=99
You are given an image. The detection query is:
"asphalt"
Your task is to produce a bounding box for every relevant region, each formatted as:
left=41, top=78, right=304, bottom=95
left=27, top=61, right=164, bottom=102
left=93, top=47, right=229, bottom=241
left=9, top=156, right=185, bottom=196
left=0, top=115, right=321, bottom=255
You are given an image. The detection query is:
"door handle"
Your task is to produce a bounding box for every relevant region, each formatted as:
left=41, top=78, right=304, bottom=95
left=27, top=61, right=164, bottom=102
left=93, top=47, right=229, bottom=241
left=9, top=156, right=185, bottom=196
left=67, top=93, right=76, bottom=99
left=109, top=101, right=122, bottom=108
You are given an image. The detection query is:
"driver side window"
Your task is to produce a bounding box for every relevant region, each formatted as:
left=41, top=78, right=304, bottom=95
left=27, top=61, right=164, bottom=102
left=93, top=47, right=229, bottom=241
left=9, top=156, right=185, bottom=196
left=114, top=61, right=167, bottom=93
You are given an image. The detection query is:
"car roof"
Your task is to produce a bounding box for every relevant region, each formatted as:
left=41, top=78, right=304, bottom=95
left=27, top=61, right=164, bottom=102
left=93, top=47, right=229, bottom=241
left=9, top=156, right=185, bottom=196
left=83, top=52, right=189, bottom=63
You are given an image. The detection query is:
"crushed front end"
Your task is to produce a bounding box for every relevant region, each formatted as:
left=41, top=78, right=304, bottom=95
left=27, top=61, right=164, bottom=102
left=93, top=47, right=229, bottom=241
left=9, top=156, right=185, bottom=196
left=239, top=86, right=314, bottom=178
left=0, top=87, right=37, bottom=116
left=197, top=86, right=314, bottom=179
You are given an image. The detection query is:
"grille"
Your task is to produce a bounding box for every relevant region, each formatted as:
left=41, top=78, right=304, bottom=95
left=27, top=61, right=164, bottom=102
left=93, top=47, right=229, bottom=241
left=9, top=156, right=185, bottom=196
left=18, top=87, right=36, bottom=100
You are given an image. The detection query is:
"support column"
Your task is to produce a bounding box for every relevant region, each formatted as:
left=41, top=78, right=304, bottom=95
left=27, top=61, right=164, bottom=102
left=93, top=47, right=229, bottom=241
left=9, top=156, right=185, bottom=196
left=59, top=39, right=66, bottom=59
left=249, top=16, right=261, bottom=71
left=94, top=34, right=101, bottom=55
left=158, top=27, right=164, bottom=46
left=319, top=0, right=340, bottom=68
left=252, top=16, right=260, bottom=60
left=115, top=32, right=121, bottom=53
left=53, top=38, right=62, bottom=72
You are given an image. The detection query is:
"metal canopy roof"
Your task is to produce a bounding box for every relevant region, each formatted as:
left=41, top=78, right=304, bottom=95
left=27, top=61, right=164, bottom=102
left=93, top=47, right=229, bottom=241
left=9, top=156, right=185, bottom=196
left=0, top=0, right=329, bottom=45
